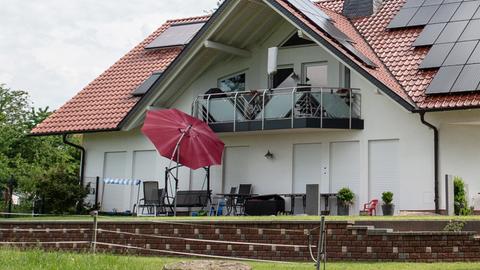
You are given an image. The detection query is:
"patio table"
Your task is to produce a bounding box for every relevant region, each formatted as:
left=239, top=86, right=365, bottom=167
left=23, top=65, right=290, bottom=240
left=277, top=193, right=306, bottom=215
left=321, top=193, right=337, bottom=215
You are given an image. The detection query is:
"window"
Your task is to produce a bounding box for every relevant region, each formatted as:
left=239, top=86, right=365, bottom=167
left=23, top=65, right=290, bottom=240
left=302, top=63, right=328, bottom=87
left=217, top=72, right=246, bottom=92
left=281, top=32, right=315, bottom=48
left=273, top=66, right=297, bottom=88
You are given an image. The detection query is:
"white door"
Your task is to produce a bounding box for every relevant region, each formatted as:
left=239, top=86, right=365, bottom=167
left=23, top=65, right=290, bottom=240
left=133, top=150, right=159, bottom=211
left=369, top=140, right=400, bottom=214
left=223, top=146, right=250, bottom=193
left=330, top=141, right=361, bottom=211
left=190, top=168, right=209, bottom=190
left=293, top=143, right=323, bottom=193
left=102, top=152, right=128, bottom=212
left=293, top=143, right=323, bottom=213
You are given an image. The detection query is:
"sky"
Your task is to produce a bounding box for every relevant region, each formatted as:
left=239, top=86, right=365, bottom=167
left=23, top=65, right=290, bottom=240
left=0, top=0, right=218, bottom=109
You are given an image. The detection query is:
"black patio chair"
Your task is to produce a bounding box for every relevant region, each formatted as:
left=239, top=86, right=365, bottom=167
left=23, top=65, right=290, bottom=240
left=235, top=184, right=252, bottom=216
left=137, top=181, right=166, bottom=216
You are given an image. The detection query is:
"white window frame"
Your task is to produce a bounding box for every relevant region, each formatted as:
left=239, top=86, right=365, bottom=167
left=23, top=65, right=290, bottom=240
left=301, top=61, right=328, bottom=86
left=217, top=70, right=247, bottom=92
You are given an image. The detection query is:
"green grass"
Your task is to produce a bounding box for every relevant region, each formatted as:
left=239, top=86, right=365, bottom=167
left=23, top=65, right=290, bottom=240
left=1, top=249, right=480, bottom=270
left=2, top=214, right=480, bottom=222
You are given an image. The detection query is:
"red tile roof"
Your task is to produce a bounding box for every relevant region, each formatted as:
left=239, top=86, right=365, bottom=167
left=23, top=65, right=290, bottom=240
left=32, top=0, right=480, bottom=135
left=274, top=0, right=414, bottom=107
left=318, top=0, right=480, bottom=110
left=31, top=16, right=209, bottom=135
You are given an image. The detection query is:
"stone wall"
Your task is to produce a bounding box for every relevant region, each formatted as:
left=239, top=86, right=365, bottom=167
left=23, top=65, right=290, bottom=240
left=0, top=220, right=479, bottom=262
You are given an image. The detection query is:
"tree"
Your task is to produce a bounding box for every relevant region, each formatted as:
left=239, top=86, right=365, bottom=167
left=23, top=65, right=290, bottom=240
left=0, top=84, right=87, bottom=214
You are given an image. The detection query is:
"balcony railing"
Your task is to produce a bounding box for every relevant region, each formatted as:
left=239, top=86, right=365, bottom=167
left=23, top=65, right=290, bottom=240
left=192, top=86, right=362, bottom=132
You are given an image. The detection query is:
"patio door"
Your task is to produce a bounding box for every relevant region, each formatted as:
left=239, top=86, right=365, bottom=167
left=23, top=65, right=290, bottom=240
left=133, top=150, right=163, bottom=212
left=223, top=146, right=250, bottom=193
left=293, top=143, right=323, bottom=193
left=330, top=141, right=361, bottom=211
left=102, top=151, right=128, bottom=212
left=293, top=143, right=323, bottom=213
left=369, top=140, right=400, bottom=214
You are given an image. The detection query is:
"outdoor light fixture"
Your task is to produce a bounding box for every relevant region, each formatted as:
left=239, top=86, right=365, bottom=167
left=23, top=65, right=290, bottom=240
left=264, top=150, right=274, bottom=160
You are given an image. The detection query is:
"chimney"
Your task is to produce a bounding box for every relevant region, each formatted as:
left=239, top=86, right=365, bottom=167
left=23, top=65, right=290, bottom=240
left=342, top=0, right=383, bottom=19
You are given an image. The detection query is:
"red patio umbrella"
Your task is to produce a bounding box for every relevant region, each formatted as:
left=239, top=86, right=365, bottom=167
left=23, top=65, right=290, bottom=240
left=141, top=109, right=224, bottom=170
left=141, top=109, right=225, bottom=216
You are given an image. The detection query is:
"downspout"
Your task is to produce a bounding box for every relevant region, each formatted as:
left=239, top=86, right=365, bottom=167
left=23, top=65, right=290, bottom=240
left=62, top=134, right=86, bottom=188
left=419, top=112, right=440, bottom=214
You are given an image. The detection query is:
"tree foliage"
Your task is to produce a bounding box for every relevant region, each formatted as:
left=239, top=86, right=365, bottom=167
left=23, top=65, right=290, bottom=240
left=0, top=84, right=87, bottom=214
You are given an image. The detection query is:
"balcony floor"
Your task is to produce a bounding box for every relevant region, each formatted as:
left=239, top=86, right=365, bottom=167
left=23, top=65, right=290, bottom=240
left=208, top=118, right=364, bottom=133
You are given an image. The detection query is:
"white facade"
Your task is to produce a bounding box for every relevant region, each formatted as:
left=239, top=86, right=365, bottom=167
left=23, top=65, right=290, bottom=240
left=81, top=4, right=480, bottom=214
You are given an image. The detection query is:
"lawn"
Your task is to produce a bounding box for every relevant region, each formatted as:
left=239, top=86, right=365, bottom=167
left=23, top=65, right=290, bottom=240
left=1, top=249, right=480, bottom=270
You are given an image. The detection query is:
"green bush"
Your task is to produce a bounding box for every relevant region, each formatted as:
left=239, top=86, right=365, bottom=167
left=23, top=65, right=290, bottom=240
left=443, top=220, right=466, bottom=232
left=382, top=192, right=394, bottom=205
left=337, top=187, right=355, bottom=205
left=454, top=177, right=472, bottom=216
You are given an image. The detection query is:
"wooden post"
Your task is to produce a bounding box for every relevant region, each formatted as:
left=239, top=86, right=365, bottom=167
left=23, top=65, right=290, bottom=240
left=91, top=210, right=98, bottom=254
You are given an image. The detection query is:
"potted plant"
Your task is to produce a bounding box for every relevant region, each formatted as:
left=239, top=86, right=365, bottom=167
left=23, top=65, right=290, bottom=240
left=381, top=191, right=395, bottom=216
left=337, top=187, right=354, bottom=216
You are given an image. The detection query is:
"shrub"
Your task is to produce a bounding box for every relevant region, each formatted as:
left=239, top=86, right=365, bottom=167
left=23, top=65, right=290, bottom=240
left=454, top=177, right=472, bottom=216
left=443, top=220, right=466, bottom=232
left=337, top=187, right=355, bottom=205
left=382, top=192, right=394, bottom=205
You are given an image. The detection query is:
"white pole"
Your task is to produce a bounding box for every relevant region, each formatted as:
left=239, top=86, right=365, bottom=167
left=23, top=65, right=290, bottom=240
left=168, top=125, right=192, bottom=217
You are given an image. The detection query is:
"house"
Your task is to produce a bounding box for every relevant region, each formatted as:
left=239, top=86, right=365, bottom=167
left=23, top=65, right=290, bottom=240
left=32, top=0, right=480, bottom=215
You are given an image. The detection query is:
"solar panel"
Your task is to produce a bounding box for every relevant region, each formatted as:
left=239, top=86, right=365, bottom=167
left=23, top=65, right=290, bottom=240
left=443, top=41, right=478, bottom=66
left=473, top=5, right=480, bottom=19
left=425, top=65, right=463, bottom=94
left=467, top=43, right=480, bottom=64
left=132, top=72, right=162, bottom=96
left=443, top=0, right=463, bottom=3
left=422, top=0, right=443, bottom=6
left=408, top=5, right=440, bottom=26
left=404, top=0, right=425, bottom=8
left=387, top=7, right=419, bottom=28
left=287, top=0, right=351, bottom=42
left=450, top=1, right=480, bottom=21
left=428, top=3, right=460, bottom=24
left=286, top=0, right=376, bottom=67
left=419, top=43, right=455, bottom=69
left=145, top=22, right=205, bottom=49
left=413, top=23, right=446, bottom=46
left=458, top=19, right=480, bottom=41
left=451, top=64, right=480, bottom=92
left=435, top=20, right=468, bottom=43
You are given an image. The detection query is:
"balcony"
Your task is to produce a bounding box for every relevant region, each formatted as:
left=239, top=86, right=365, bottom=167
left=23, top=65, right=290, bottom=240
left=192, top=86, right=363, bottom=133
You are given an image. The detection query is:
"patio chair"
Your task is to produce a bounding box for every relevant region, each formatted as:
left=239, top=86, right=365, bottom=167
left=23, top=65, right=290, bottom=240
left=235, top=184, right=252, bottom=216
left=362, top=199, right=379, bottom=216
left=137, top=181, right=165, bottom=216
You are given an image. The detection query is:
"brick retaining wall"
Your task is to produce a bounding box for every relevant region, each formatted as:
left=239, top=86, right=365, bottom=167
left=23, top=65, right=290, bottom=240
left=1, top=220, right=480, bottom=262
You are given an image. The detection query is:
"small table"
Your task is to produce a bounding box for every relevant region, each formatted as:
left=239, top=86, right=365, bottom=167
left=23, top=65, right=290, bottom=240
left=277, top=193, right=306, bottom=215
left=216, top=193, right=258, bottom=215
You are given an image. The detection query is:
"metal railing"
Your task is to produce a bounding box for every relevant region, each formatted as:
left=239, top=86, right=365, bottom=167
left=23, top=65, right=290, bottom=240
left=192, top=86, right=361, bottom=131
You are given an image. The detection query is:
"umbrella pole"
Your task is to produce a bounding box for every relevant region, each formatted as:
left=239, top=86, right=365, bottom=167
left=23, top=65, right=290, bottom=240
left=168, top=127, right=191, bottom=217
left=174, top=145, right=180, bottom=217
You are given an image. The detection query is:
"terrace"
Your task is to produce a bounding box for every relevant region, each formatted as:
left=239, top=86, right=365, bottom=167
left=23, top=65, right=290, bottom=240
left=192, top=86, right=363, bottom=133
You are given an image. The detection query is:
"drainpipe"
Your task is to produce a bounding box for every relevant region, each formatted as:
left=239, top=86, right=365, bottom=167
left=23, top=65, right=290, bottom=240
left=419, top=112, right=440, bottom=214
left=62, top=134, right=86, bottom=190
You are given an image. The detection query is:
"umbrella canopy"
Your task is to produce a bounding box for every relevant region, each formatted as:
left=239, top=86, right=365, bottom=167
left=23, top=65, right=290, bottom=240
left=141, top=109, right=225, bottom=170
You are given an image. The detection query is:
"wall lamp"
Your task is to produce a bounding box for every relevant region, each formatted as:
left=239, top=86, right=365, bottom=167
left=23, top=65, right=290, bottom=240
left=264, top=150, right=274, bottom=160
